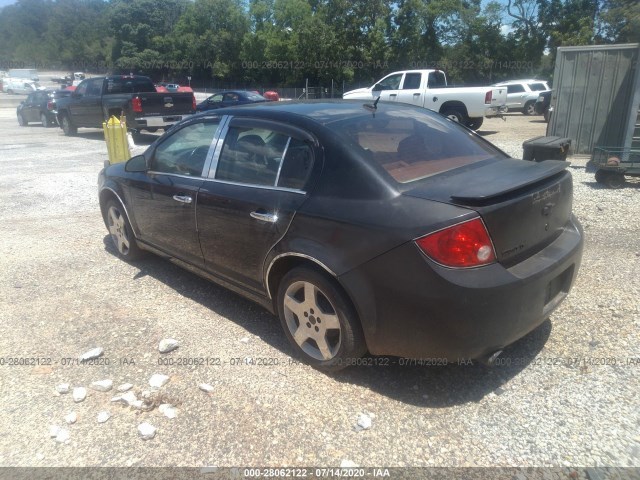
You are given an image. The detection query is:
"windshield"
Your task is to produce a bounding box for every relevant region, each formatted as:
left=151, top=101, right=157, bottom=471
left=327, top=107, right=506, bottom=183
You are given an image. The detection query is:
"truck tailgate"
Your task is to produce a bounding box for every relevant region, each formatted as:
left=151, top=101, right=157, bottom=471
left=138, top=92, right=194, bottom=116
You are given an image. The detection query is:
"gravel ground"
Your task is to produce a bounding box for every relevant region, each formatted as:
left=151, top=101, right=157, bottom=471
left=0, top=105, right=638, bottom=476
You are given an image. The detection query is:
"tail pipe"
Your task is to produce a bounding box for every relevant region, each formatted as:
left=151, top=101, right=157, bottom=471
left=479, top=349, right=503, bottom=366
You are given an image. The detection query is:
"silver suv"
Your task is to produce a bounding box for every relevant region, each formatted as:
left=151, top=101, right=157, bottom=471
left=492, top=79, right=550, bottom=115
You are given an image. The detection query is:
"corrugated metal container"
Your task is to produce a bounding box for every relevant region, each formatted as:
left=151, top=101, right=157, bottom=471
left=548, top=43, right=640, bottom=154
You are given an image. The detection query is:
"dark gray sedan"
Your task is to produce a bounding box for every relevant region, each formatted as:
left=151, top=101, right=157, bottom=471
left=98, top=101, right=583, bottom=370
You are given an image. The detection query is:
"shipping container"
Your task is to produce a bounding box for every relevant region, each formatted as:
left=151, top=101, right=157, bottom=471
left=547, top=44, right=640, bottom=155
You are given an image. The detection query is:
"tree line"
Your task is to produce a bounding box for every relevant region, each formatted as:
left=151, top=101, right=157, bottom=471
left=0, top=0, right=637, bottom=88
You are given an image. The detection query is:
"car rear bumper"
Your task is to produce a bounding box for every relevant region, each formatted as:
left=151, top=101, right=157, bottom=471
left=133, top=114, right=192, bottom=129
left=339, top=215, right=583, bottom=360
left=484, top=106, right=508, bottom=117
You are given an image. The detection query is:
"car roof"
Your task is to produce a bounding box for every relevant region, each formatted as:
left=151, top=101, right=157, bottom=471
left=494, top=79, right=547, bottom=85
left=192, top=99, right=406, bottom=125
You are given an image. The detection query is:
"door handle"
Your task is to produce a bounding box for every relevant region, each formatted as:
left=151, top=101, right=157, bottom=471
left=413, top=93, right=421, bottom=96
left=389, top=93, right=397, bottom=97
left=172, top=195, right=192, bottom=204
left=250, top=211, right=278, bottom=223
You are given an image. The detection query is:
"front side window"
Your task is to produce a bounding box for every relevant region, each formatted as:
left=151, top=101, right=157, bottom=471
left=151, top=121, right=220, bottom=176
left=378, top=73, right=403, bottom=90
left=215, top=126, right=314, bottom=190
left=86, top=79, right=102, bottom=97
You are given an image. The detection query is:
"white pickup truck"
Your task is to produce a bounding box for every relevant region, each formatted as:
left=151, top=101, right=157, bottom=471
left=343, top=69, right=507, bottom=130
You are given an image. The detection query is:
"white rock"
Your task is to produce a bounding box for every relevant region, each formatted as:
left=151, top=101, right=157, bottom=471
left=340, top=460, right=359, bottom=468
left=97, top=411, right=111, bottom=423
left=131, top=400, right=145, bottom=410
left=120, top=391, right=137, bottom=405
left=138, top=422, right=156, bottom=440
left=64, top=412, right=77, bottom=424
left=49, top=425, right=61, bottom=438
left=158, top=338, right=179, bottom=353
left=79, top=347, right=103, bottom=362
left=56, top=383, right=70, bottom=394
left=199, top=383, right=215, bottom=393
left=159, top=404, right=176, bottom=419
left=72, top=387, right=87, bottom=403
left=239, top=337, right=249, bottom=343
left=356, top=413, right=372, bottom=431
left=90, top=380, right=113, bottom=392
left=36, top=453, right=44, bottom=461
left=116, top=383, right=133, bottom=392
left=149, top=374, right=170, bottom=388
left=55, top=428, right=70, bottom=443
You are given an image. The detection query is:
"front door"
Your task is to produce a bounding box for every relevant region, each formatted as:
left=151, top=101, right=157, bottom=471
left=197, top=118, right=317, bottom=294
left=128, top=117, right=222, bottom=266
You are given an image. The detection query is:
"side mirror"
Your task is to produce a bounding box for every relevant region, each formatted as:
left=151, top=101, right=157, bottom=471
left=125, top=154, right=148, bottom=172
left=372, top=83, right=383, bottom=92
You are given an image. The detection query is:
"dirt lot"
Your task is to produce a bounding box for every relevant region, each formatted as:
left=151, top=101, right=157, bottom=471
left=0, top=105, right=638, bottom=476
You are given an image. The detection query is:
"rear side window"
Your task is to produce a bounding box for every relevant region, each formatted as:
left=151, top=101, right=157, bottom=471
left=528, top=83, right=547, bottom=91
left=507, top=84, right=525, bottom=94
left=427, top=71, right=446, bottom=88
left=106, top=77, right=155, bottom=94
left=215, top=126, right=313, bottom=190
left=327, top=108, right=505, bottom=184
left=402, top=73, right=422, bottom=90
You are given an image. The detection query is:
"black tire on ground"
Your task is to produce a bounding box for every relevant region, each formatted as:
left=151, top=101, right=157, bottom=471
left=595, top=170, right=626, bottom=189
left=130, top=130, right=143, bottom=143
left=543, top=109, right=550, bottom=123
left=466, top=117, right=484, bottom=130
left=41, top=113, right=51, bottom=128
left=277, top=267, right=367, bottom=371
left=523, top=101, right=536, bottom=116
left=17, top=113, right=27, bottom=126
left=60, top=114, right=77, bottom=136
left=104, top=199, right=144, bottom=261
left=441, top=109, right=466, bottom=124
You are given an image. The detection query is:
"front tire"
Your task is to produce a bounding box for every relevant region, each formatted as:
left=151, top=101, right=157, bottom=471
left=523, top=101, right=536, bottom=116
left=104, top=199, right=144, bottom=261
left=17, top=113, right=26, bottom=126
left=277, top=267, right=366, bottom=371
left=60, top=114, right=77, bottom=136
left=595, top=170, right=625, bottom=189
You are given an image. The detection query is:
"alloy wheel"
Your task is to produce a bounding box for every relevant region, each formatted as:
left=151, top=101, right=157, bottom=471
left=107, top=205, right=131, bottom=255
left=282, top=280, right=342, bottom=361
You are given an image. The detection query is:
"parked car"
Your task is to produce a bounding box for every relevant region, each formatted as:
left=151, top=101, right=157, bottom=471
left=3, top=77, right=40, bottom=95
left=196, top=90, right=268, bottom=112
left=535, top=90, right=553, bottom=122
left=492, top=79, right=550, bottom=115
left=55, top=75, right=195, bottom=139
left=17, top=89, right=72, bottom=127
left=98, top=100, right=584, bottom=371
left=343, top=69, right=508, bottom=130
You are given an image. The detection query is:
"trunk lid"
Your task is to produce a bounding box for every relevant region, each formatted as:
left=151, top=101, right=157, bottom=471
left=404, top=158, right=573, bottom=266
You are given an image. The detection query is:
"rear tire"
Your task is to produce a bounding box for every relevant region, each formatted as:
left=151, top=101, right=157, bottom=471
left=523, top=101, right=536, bottom=116
left=277, top=267, right=366, bottom=371
left=466, top=117, right=484, bottom=130
left=104, top=199, right=144, bottom=261
left=41, top=113, right=51, bottom=128
left=442, top=109, right=466, bottom=124
left=60, top=114, right=77, bottom=136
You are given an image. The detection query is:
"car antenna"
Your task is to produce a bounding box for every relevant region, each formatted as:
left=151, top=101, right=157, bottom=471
left=363, top=96, right=380, bottom=115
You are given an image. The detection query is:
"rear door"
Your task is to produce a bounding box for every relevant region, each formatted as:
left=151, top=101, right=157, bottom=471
left=196, top=118, right=317, bottom=293
left=127, top=117, right=223, bottom=266
left=396, top=72, right=425, bottom=107
left=505, top=84, right=527, bottom=109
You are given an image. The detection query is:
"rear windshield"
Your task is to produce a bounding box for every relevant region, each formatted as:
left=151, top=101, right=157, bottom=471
left=326, top=107, right=506, bottom=184
left=105, top=77, right=155, bottom=94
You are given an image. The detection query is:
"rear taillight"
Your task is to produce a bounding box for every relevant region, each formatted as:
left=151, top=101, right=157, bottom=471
left=47, top=101, right=55, bottom=111
left=192, top=94, right=196, bottom=112
left=415, top=218, right=496, bottom=268
left=484, top=91, right=492, bottom=104
left=132, top=97, right=143, bottom=113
